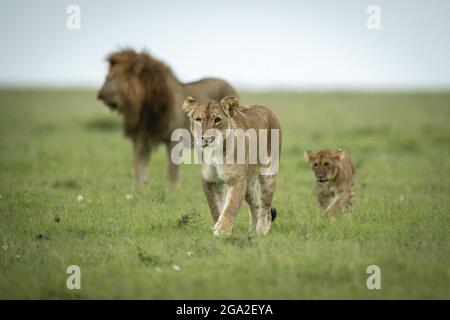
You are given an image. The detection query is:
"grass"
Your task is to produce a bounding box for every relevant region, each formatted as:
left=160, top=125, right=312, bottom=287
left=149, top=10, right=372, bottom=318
left=0, top=88, right=449, bottom=299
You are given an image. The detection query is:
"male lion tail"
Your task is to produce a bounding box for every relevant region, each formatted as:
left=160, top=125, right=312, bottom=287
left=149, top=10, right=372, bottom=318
left=271, top=207, right=277, bottom=221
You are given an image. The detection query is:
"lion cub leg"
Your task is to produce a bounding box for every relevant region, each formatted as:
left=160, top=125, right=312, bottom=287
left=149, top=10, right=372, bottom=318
left=245, top=178, right=261, bottom=233
left=325, top=192, right=350, bottom=215
left=316, top=189, right=333, bottom=210
left=256, top=174, right=277, bottom=235
left=347, top=182, right=356, bottom=208
left=213, top=180, right=247, bottom=236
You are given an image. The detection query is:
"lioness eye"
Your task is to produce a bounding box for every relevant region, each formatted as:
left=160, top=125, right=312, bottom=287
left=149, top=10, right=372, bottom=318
left=195, top=117, right=201, bottom=122
left=214, top=117, right=221, bottom=124
left=324, top=162, right=329, bottom=166
left=313, top=163, right=318, bottom=167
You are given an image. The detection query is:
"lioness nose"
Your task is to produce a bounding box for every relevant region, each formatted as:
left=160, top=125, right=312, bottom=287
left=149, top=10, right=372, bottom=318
left=202, top=136, right=215, bottom=142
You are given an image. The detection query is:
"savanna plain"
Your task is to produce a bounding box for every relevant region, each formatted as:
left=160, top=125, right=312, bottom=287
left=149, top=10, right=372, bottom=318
left=0, top=89, right=449, bottom=299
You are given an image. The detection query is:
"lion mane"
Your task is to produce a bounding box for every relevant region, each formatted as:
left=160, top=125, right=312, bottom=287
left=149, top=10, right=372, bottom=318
left=107, top=50, right=178, bottom=138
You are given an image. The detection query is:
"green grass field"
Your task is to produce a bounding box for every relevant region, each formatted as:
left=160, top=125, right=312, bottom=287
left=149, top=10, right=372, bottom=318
left=0, top=88, right=449, bottom=299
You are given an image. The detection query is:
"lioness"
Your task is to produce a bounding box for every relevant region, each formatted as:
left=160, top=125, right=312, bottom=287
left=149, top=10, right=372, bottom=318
left=304, top=149, right=356, bottom=214
left=97, top=49, right=236, bottom=188
left=182, top=96, right=282, bottom=236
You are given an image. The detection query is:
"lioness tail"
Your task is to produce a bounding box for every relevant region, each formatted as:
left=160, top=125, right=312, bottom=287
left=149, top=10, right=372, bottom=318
left=271, top=207, right=277, bottom=221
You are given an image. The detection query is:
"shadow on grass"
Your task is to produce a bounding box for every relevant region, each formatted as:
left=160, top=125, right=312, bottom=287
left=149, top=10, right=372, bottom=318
left=84, top=117, right=121, bottom=131
left=53, top=179, right=81, bottom=189
left=137, top=246, right=162, bottom=266
left=223, top=235, right=254, bottom=248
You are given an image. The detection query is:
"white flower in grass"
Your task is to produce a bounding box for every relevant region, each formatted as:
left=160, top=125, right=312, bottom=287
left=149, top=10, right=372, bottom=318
left=187, top=251, right=193, bottom=257
left=125, top=194, right=133, bottom=200
left=15, top=254, right=21, bottom=259
left=172, top=264, right=181, bottom=271
left=155, top=267, right=162, bottom=273
left=76, top=195, right=84, bottom=202
left=2, top=245, right=7, bottom=250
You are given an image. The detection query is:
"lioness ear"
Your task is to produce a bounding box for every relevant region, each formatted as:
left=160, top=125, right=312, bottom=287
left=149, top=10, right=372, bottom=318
left=219, top=96, right=239, bottom=117
left=182, top=96, right=196, bottom=117
left=304, top=151, right=313, bottom=163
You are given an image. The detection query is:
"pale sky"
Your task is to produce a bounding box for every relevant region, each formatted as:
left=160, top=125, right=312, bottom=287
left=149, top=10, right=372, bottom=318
left=1, top=0, right=449, bottom=89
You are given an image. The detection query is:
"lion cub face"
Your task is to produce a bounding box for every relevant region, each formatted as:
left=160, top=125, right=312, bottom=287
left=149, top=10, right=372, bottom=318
left=304, top=150, right=344, bottom=183
left=97, top=50, right=145, bottom=114
left=183, top=96, right=238, bottom=148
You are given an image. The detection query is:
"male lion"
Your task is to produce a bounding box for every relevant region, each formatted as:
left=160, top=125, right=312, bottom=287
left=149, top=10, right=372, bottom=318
left=304, top=149, right=356, bottom=214
left=182, top=96, right=282, bottom=236
left=97, top=49, right=236, bottom=188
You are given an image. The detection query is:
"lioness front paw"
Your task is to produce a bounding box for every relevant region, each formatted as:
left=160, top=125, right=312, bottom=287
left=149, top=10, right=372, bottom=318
left=256, top=218, right=271, bottom=236
left=212, top=220, right=232, bottom=236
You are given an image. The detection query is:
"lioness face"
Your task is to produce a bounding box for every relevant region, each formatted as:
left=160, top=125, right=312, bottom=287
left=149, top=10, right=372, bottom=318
left=97, top=52, right=144, bottom=114
left=304, top=150, right=343, bottom=183
left=183, top=96, right=239, bottom=148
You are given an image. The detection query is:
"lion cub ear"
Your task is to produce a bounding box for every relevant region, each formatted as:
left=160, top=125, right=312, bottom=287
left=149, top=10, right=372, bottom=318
left=182, top=96, right=196, bottom=117
left=219, top=96, right=239, bottom=117
left=335, top=149, right=345, bottom=160
left=304, top=151, right=313, bottom=163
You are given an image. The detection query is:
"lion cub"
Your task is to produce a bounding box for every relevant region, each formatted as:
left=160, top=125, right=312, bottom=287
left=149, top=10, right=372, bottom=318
left=183, top=96, right=282, bottom=236
left=304, top=149, right=355, bottom=214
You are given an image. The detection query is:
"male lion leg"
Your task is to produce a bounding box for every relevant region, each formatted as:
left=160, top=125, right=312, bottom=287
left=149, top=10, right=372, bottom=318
left=245, top=178, right=260, bottom=233
left=133, top=138, right=151, bottom=189
left=213, top=181, right=246, bottom=236
left=202, top=180, right=225, bottom=223
left=256, top=174, right=277, bottom=235
left=166, top=141, right=180, bottom=188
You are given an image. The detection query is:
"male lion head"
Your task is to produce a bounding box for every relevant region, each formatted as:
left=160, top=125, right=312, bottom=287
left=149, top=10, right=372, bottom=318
left=97, top=50, right=146, bottom=126
left=182, top=96, right=239, bottom=148
left=97, top=49, right=173, bottom=135
left=304, top=149, right=345, bottom=183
